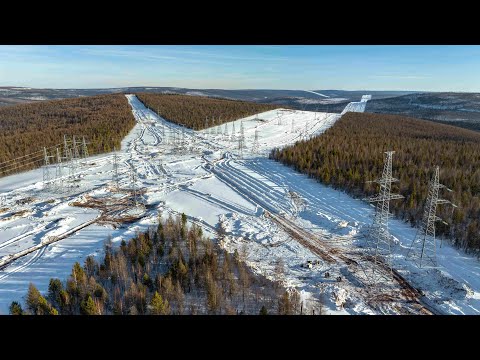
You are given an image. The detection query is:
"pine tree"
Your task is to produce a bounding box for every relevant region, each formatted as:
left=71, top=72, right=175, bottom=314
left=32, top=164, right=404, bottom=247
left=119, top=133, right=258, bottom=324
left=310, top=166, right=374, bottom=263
left=26, top=283, right=42, bottom=314
left=81, top=295, right=98, bottom=315
left=278, top=291, right=291, bottom=315
left=150, top=291, right=170, bottom=315
left=9, top=301, right=23, bottom=315
left=48, top=278, right=64, bottom=308
left=259, top=305, right=268, bottom=315
left=14, top=218, right=294, bottom=315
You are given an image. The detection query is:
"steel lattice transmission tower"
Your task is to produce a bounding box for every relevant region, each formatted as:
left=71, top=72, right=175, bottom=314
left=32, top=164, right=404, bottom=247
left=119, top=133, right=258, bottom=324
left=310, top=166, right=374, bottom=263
left=231, top=122, right=236, bottom=143
left=43, top=147, right=55, bottom=190
left=211, top=116, right=216, bottom=136
left=304, top=120, right=309, bottom=140
left=172, top=129, right=177, bottom=147
left=112, top=146, right=120, bottom=190
left=130, top=166, right=138, bottom=206
left=63, top=134, right=71, bottom=159
left=165, top=125, right=170, bottom=145
left=252, top=127, right=259, bottom=154
left=224, top=122, right=229, bottom=140
left=55, top=147, right=63, bottom=192
left=64, top=136, right=75, bottom=179
left=204, top=117, right=209, bottom=139
left=407, top=166, right=456, bottom=267
left=238, top=121, right=245, bottom=158
left=181, top=126, right=186, bottom=148
left=82, top=137, right=89, bottom=158
left=363, top=151, right=404, bottom=279
left=216, top=116, right=222, bottom=136
left=72, top=135, right=81, bottom=159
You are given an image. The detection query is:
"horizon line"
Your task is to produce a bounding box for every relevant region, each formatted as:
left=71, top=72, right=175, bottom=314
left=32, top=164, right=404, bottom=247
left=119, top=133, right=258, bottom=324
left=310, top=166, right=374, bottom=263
left=1, top=85, right=471, bottom=93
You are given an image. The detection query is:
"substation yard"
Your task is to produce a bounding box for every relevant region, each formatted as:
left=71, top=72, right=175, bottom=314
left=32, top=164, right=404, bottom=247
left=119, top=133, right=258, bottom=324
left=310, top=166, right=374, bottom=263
left=0, top=94, right=479, bottom=314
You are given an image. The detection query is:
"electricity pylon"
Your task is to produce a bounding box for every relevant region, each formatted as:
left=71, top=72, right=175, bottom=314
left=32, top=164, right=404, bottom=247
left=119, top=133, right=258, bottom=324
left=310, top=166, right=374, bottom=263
left=55, top=147, right=63, bottom=192
left=211, top=116, right=215, bottom=136
left=252, top=127, right=259, bottom=154
left=304, top=120, right=309, bottom=140
left=130, top=166, right=138, bottom=206
left=112, top=146, right=120, bottom=190
left=63, top=134, right=79, bottom=179
left=72, top=135, right=81, bottom=159
left=63, top=134, right=70, bottom=159
left=224, top=122, right=229, bottom=140
left=238, top=121, right=245, bottom=158
left=43, top=147, right=55, bottom=191
left=407, top=166, right=456, bottom=267
left=217, top=116, right=222, bottom=135
left=231, top=122, right=236, bottom=143
left=164, top=125, right=169, bottom=145
left=363, top=151, right=404, bottom=282
left=67, top=146, right=75, bottom=178
left=82, top=137, right=89, bottom=158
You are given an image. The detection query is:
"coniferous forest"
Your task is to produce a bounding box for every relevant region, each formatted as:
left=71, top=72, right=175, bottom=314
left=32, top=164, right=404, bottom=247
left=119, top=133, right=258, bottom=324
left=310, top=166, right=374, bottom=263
left=11, top=215, right=300, bottom=315
left=0, top=94, right=136, bottom=177
left=136, top=93, right=279, bottom=130
left=270, top=112, right=480, bottom=253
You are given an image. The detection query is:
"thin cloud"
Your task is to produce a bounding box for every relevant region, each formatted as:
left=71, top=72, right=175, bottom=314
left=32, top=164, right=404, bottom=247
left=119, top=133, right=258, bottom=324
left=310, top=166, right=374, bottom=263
left=372, top=74, right=431, bottom=80
left=77, top=46, right=292, bottom=64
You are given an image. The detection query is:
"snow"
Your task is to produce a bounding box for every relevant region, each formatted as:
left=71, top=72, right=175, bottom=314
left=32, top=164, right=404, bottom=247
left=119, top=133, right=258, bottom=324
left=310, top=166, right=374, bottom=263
left=185, top=91, right=209, bottom=97
left=341, top=97, right=371, bottom=114
left=19, top=96, right=48, bottom=101
left=303, top=90, right=330, bottom=98
left=297, top=98, right=349, bottom=105
left=0, top=93, right=479, bottom=315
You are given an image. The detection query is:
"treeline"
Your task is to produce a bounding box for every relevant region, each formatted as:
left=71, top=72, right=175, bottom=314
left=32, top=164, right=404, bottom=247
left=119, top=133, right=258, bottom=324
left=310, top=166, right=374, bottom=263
left=11, top=214, right=300, bottom=315
left=270, top=112, right=480, bottom=253
left=0, top=94, right=136, bottom=177
left=136, top=93, right=279, bottom=130
left=433, top=120, right=480, bottom=133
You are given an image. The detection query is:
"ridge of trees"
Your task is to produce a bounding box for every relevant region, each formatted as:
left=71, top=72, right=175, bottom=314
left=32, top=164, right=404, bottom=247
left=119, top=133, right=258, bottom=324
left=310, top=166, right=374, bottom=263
left=0, top=94, right=136, bottom=177
left=270, top=112, right=480, bottom=253
left=11, top=214, right=301, bottom=315
left=135, top=93, right=280, bottom=130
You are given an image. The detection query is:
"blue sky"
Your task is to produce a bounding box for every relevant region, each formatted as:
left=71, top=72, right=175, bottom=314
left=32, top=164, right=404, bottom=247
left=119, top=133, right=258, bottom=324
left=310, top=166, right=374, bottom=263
left=0, top=45, right=479, bottom=91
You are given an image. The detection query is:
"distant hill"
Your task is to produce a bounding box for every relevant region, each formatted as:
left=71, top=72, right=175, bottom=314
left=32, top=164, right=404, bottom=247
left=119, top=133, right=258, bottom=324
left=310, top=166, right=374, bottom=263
left=0, top=86, right=414, bottom=111
left=0, top=86, right=126, bottom=106
left=366, top=92, right=480, bottom=132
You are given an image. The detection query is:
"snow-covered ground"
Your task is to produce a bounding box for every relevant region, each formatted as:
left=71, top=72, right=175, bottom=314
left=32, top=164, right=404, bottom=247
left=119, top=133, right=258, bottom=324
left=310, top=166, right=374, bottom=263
left=303, top=90, right=329, bottom=98
left=341, top=100, right=368, bottom=114
left=0, top=93, right=479, bottom=315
